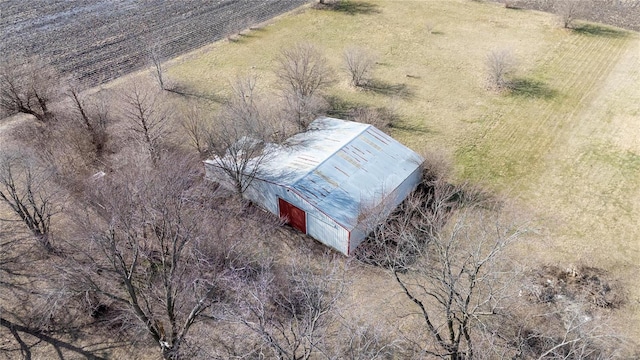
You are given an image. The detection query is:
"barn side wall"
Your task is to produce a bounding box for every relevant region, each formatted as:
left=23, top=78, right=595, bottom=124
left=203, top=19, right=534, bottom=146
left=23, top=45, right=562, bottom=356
left=244, top=178, right=350, bottom=256
left=307, top=211, right=349, bottom=255
left=349, top=165, right=423, bottom=255
left=204, top=162, right=237, bottom=192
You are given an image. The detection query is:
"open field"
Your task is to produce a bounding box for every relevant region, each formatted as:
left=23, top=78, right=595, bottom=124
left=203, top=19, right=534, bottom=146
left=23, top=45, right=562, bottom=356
left=503, top=0, right=640, bottom=32
left=0, top=0, right=310, bottom=87
left=1, top=0, right=639, bottom=356
left=149, top=0, right=640, bottom=338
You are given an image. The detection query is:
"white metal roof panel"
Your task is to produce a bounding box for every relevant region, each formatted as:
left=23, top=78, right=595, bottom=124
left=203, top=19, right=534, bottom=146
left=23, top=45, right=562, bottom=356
left=258, top=117, right=423, bottom=230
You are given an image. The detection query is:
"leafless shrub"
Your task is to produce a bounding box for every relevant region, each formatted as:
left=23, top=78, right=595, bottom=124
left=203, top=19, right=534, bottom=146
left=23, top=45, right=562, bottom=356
left=425, top=22, right=435, bottom=34
left=120, top=84, right=171, bottom=166
left=276, top=43, right=333, bottom=131
left=555, top=0, right=584, bottom=29
left=0, top=148, right=61, bottom=253
left=344, top=47, right=377, bottom=87
left=333, top=321, right=403, bottom=359
left=0, top=56, right=62, bottom=123
left=348, top=106, right=397, bottom=132
left=2, top=116, right=96, bottom=192
left=486, top=48, right=517, bottom=91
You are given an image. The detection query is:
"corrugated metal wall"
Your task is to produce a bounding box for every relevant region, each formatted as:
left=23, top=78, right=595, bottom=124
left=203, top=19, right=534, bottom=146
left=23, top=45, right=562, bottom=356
left=307, top=211, right=349, bottom=255
left=348, top=165, right=423, bottom=255
left=244, top=178, right=351, bottom=255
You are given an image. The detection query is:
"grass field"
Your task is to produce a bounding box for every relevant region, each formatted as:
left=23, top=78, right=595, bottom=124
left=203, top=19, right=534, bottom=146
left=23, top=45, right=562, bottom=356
left=106, top=0, right=640, bottom=340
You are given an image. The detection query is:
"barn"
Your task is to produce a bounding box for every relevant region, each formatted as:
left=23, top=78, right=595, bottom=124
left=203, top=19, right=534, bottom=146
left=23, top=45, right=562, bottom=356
left=204, top=117, right=424, bottom=256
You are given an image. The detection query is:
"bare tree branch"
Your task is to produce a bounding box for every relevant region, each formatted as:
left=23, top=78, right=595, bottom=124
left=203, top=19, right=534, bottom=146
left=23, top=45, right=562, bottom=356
left=121, top=84, right=170, bottom=166
left=0, top=57, right=61, bottom=123
left=205, top=75, right=279, bottom=197
left=276, top=43, right=332, bottom=131
left=343, top=47, right=376, bottom=88
left=0, top=149, right=60, bottom=252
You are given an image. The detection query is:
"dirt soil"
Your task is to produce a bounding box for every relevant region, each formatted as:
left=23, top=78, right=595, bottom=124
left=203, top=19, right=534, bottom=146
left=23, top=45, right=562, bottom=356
left=495, top=0, right=640, bottom=32
left=0, top=0, right=310, bottom=88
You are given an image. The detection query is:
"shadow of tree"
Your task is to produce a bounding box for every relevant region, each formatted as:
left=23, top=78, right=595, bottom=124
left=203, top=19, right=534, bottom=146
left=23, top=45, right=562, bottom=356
left=0, top=316, right=128, bottom=359
left=508, top=78, right=558, bottom=100
left=166, top=85, right=222, bottom=103
left=388, top=122, right=432, bottom=135
left=573, top=24, right=628, bottom=38
left=316, top=0, right=380, bottom=15
left=324, top=95, right=400, bottom=128
left=362, top=80, right=414, bottom=99
left=325, top=95, right=362, bottom=118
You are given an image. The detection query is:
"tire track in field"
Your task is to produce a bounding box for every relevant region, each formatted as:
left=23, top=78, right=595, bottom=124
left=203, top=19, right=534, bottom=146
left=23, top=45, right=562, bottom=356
left=465, top=33, right=597, bottom=171
left=461, top=30, right=632, bottom=188
left=502, top=34, right=610, bottom=148
left=521, top=35, right=622, bottom=158
left=529, top=38, right=640, bottom=334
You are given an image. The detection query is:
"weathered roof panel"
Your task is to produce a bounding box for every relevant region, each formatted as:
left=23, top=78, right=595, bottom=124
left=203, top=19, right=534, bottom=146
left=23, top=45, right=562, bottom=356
left=257, top=117, right=423, bottom=230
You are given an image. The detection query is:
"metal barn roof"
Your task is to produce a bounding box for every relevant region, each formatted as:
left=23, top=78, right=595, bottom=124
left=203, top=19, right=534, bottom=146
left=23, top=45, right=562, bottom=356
left=257, top=117, right=423, bottom=230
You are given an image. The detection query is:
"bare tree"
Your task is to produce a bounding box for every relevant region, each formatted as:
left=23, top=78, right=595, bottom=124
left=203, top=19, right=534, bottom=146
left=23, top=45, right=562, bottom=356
left=0, top=57, right=61, bottom=123
left=179, top=105, right=211, bottom=158
left=0, top=149, right=60, bottom=253
left=233, top=255, right=345, bottom=360
left=206, top=76, right=277, bottom=197
left=61, top=152, right=277, bottom=359
left=121, top=85, right=170, bottom=165
left=343, top=47, right=377, bottom=87
left=356, top=163, right=523, bottom=358
left=391, top=207, right=524, bottom=359
left=555, top=0, right=583, bottom=29
left=276, top=43, right=332, bottom=131
left=486, top=49, right=516, bottom=91
left=149, top=43, right=167, bottom=91
left=67, top=88, right=109, bottom=159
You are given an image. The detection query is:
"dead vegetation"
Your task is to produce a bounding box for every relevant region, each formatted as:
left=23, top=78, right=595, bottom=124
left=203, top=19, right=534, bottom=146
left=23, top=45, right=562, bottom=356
left=1, top=2, right=638, bottom=357
left=523, top=265, right=626, bottom=310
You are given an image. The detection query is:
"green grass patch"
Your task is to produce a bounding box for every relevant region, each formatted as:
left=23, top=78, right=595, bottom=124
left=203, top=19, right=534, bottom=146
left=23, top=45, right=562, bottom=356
left=585, top=143, right=640, bottom=178
left=573, top=23, right=630, bottom=38
left=508, top=78, right=559, bottom=99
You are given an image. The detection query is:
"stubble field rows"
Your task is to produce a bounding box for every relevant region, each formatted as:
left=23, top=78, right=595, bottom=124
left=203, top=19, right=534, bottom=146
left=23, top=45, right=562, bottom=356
left=0, top=0, right=310, bottom=87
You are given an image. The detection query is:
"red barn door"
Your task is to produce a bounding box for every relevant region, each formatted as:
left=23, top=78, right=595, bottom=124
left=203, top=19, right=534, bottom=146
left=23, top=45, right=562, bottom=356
left=278, top=198, right=306, bottom=234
